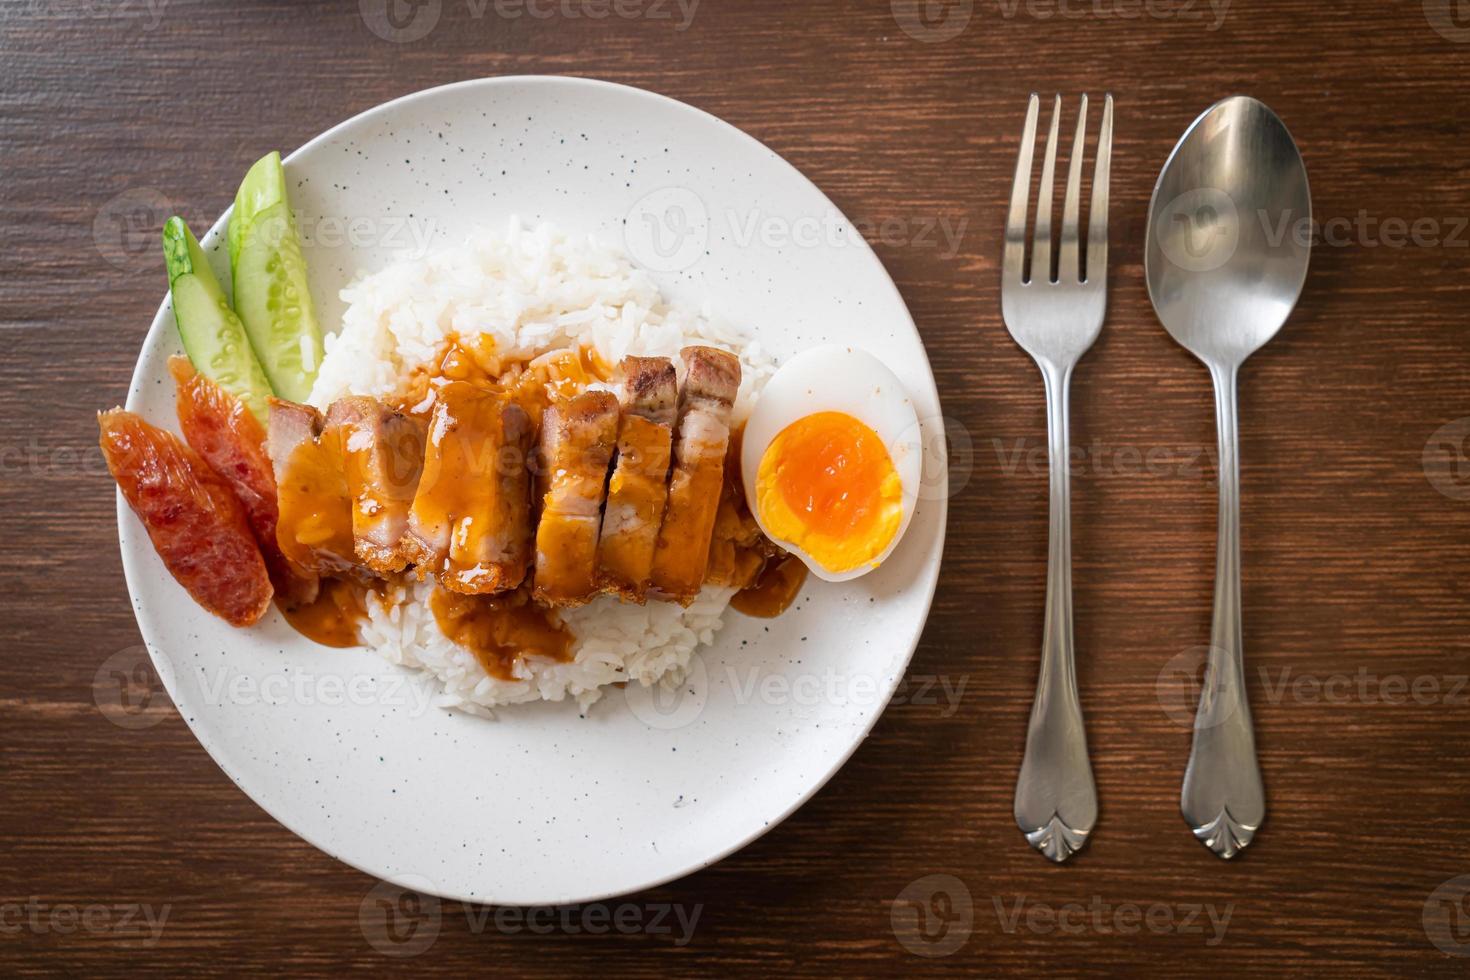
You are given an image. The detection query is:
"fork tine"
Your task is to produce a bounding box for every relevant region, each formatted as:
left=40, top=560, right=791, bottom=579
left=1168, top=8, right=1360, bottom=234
left=1031, top=95, right=1062, bottom=284
left=1003, top=94, right=1040, bottom=283
left=1058, top=95, right=1089, bottom=283
left=1086, top=94, right=1113, bottom=283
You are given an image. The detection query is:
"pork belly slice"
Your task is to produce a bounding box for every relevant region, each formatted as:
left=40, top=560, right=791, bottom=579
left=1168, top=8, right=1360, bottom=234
left=326, top=397, right=427, bottom=576
left=705, top=427, right=781, bottom=591
left=403, top=382, right=534, bottom=594
left=266, top=399, right=365, bottom=582
left=648, top=346, right=741, bottom=605
left=596, top=357, right=677, bottom=602
left=532, top=390, right=620, bottom=607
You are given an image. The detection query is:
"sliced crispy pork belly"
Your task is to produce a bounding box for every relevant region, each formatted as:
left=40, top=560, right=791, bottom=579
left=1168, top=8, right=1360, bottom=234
left=327, top=397, right=427, bottom=576
left=704, top=425, right=780, bottom=590
left=532, top=390, right=620, bottom=607
left=403, top=382, right=534, bottom=593
left=596, top=357, right=677, bottom=602
left=266, top=399, right=364, bottom=582
left=648, top=346, right=741, bottom=605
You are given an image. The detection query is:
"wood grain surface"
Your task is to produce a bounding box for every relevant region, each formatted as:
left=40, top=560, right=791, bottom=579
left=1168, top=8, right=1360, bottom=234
left=4, top=0, right=1470, bottom=975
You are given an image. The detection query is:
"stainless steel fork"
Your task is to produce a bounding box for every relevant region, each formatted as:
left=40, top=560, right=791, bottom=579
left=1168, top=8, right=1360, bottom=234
left=1004, top=93, right=1113, bottom=863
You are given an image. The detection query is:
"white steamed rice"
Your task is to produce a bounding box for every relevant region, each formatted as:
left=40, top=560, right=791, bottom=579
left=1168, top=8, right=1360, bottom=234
left=309, top=218, right=771, bottom=716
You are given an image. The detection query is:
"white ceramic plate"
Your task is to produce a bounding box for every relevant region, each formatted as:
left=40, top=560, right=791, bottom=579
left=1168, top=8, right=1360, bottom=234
left=119, top=77, right=947, bottom=905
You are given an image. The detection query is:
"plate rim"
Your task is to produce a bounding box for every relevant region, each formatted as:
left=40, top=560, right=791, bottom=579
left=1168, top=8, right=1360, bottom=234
left=117, top=74, right=949, bottom=906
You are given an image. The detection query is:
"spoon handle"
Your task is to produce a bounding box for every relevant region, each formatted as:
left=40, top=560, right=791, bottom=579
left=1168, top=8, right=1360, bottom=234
left=1181, top=363, right=1266, bottom=858
left=1014, top=360, right=1097, bottom=863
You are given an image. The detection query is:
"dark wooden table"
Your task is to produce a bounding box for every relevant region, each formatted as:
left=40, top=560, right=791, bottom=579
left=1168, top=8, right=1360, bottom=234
left=5, top=0, right=1470, bottom=974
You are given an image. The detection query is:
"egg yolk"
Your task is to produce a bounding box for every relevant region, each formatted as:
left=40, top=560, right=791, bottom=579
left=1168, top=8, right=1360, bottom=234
left=755, top=411, right=903, bottom=574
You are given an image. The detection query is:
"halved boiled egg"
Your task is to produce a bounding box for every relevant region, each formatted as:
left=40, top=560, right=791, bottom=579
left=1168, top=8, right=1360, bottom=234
left=741, top=346, right=922, bottom=583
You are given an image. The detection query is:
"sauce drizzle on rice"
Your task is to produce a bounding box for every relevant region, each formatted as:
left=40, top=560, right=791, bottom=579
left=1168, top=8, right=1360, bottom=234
left=301, top=221, right=785, bottom=713
left=730, top=555, right=808, bottom=619
left=429, top=586, right=574, bottom=681
left=282, top=577, right=382, bottom=648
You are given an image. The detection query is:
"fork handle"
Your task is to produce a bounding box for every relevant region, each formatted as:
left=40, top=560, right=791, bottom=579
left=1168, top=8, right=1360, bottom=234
left=1181, top=362, right=1266, bottom=858
left=1014, top=360, right=1097, bottom=863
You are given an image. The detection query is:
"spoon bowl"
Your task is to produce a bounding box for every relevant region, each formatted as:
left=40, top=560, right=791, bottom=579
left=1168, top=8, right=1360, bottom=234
left=1145, top=96, right=1311, bottom=367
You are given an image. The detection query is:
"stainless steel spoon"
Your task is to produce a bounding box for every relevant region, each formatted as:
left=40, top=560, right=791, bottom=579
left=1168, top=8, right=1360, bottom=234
left=1144, top=96, right=1311, bottom=859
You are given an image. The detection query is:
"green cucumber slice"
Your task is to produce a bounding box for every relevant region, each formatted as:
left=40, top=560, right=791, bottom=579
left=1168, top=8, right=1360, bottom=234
left=228, top=151, right=285, bottom=280
left=163, top=217, right=273, bottom=424
left=229, top=152, right=323, bottom=403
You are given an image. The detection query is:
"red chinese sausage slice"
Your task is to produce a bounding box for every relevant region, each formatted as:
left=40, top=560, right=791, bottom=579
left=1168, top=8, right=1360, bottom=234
left=99, top=408, right=273, bottom=627
left=169, top=357, right=319, bottom=609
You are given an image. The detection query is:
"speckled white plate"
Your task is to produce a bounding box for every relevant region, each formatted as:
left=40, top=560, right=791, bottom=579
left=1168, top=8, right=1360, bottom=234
left=118, top=76, right=946, bottom=906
